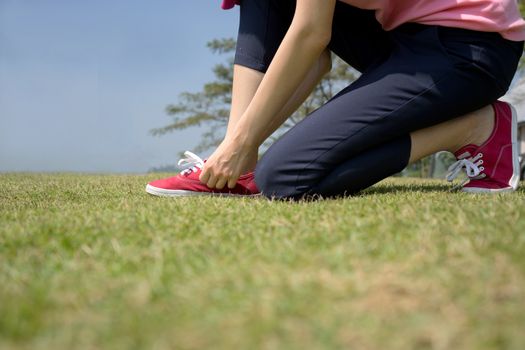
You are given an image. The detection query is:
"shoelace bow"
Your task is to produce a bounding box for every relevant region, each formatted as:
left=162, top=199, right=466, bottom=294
left=178, top=151, right=205, bottom=176
left=446, top=151, right=486, bottom=189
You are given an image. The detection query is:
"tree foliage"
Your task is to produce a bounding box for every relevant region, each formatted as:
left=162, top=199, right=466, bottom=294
left=151, top=38, right=358, bottom=154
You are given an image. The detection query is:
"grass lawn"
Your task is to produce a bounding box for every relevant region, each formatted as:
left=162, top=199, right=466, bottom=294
left=1, top=174, right=524, bottom=350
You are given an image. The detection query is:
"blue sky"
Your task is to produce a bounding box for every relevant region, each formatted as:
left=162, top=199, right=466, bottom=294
left=0, top=0, right=239, bottom=173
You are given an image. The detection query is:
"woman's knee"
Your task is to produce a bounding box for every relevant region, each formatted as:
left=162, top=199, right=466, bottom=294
left=254, top=155, right=306, bottom=200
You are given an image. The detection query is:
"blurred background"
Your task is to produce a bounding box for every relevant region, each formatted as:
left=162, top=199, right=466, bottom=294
left=0, top=0, right=238, bottom=173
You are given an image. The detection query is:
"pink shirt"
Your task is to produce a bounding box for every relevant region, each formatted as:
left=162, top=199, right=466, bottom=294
left=341, top=0, right=525, bottom=41
left=221, top=0, right=525, bottom=41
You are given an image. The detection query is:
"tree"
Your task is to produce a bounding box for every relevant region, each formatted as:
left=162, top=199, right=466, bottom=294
left=151, top=38, right=358, bottom=154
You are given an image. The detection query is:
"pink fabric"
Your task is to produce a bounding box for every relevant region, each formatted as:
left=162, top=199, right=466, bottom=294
left=220, top=0, right=525, bottom=41
left=221, top=0, right=239, bottom=10
left=340, top=0, right=525, bottom=41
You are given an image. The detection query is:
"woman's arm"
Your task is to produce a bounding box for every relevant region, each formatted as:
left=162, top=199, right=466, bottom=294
left=201, top=0, right=336, bottom=189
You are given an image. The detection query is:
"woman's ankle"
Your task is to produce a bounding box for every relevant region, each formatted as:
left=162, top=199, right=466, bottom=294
left=450, top=105, right=494, bottom=154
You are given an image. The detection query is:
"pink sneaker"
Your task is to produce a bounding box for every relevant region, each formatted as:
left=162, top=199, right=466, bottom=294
left=145, top=151, right=260, bottom=197
left=447, top=101, right=520, bottom=193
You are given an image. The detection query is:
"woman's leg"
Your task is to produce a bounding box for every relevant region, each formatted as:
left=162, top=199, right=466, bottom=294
left=408, top=105, right=494, bottom=164
left=310, top=101, right=517, bottom=197
left=255, top=25, right=522, bottom=199
left=308, top=106, right=495, bottom=197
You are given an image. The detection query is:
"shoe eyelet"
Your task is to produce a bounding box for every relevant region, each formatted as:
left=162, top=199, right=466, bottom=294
left=479, top=166, right=485, bottom=171
left=479, top=160, right=484, bottom=165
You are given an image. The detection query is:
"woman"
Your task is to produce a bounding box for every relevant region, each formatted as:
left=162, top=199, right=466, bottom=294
left=146, top=0, right=524, bottom=198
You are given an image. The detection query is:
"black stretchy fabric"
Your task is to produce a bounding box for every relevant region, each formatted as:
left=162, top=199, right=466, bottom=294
left=234, top=0, right=523, bottom=199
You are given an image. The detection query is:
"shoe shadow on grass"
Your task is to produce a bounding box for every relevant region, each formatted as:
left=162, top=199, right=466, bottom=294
left=361, top=183, right=451, bottom=196
left=360, top=181, right=523, bottom=197
left=297, top=183, right=452, bottom=201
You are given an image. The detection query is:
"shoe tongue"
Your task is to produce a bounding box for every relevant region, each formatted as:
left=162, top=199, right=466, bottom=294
left=454, top=144, right=477, bottom=159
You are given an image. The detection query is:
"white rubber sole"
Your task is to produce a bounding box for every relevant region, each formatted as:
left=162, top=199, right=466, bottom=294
left=509, top=104, right=521, bottom=190
left=461, top=103, right=520, bottom=193
left=462, top=186, right=515, bottom=194
left=145, top=184, right=260, bottom=198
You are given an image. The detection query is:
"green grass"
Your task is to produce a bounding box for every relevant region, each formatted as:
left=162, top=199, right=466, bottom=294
left=1, top=174, right=524, bottom=350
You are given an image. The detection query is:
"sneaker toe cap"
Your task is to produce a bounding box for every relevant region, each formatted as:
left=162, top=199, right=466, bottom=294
left=148, top=176, right=180, bottom=190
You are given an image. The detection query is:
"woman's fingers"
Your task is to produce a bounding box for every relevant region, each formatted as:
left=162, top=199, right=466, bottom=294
left=227, top=174, right=240, bottom=189
left=206, top=174, right=218, bottom=189
left=201, top=163, right=237, bottom=189
left=199, top=166, right=211, bottom=185
left=199, top=139, right=257, bottom=189
left=209, top=169, right=239, bottom=189
left=215, top=177, right=228, bottom=190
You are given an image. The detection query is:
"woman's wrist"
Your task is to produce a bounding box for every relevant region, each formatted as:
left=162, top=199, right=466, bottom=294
left=226, top=122, right=261, bottom=150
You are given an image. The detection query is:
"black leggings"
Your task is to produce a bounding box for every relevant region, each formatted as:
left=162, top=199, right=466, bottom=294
left=234, top=0, right=523, bottom=199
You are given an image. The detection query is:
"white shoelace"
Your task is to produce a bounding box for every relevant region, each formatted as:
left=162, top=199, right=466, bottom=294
left=178, top=151, right=205, bottom=175
left=446, top=152, right=485, bottom=189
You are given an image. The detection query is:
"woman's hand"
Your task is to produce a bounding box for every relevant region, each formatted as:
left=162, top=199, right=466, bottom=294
left=199, top=135, right=258, bottom=189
